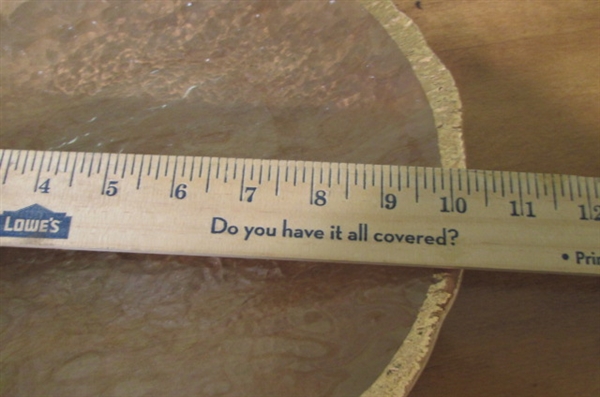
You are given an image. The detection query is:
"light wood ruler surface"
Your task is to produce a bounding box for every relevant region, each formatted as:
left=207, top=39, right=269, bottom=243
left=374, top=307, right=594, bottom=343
left=0, top=149, right=598, bottom=276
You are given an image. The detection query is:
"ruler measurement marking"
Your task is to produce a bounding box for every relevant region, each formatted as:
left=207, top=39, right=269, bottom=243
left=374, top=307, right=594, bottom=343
left=34, top=151, right=47, bottom=192
left=76, top=151, right=85, bottom=176
left=87, top=152, right=95, bottom=178
left=43, top=151, right=53, bottom=173
left=585, top=179, right=593, bottom=221
left=24, top=149, right=31, bottom=171
left=11, top=151, right=21, bottom=176
left=94, top=152, right=102, bottom=175
left=145, top=155, right=152, bottom=177
left=371, top=166, right=376, bottom=187
left=534, top=175, right=540, bottom=199
left=163, top=156, right=169, bottom=178
left=205, top=159, right=212, bottom=193
left=517, top=173, right=524, bottom=215
left=63, top=152, right=71, bottom=174
left=415, top=167, right=420, bottom=203
left=560, top=175, right=565, bottom=197
left=217, top=159, right=224, bottom=181
left=397, top=168, right=402, bottom=192
left=120, top=154, right=128, bottom=178
left=198, top=157, right=204, bottom=179
left=215, top=159, right=221, bottom=180
left=181, top=157, right=187, bottom=178
left=31, top=151, right=39, bottom=173
left=136, top=155, right=145, bottom=190
left=358, top=165, right=363, bottom=189
left=17, top=150, right=27, bottom=177
left=69, top=152, right=78, bottom=187
left=320, top=166, right=324, bottom=185
left=466, top=169, right=472, bottom=195
left=483, top=172, right=489, bottom=207
left=64, top=152, right=72, bottom=174
left=224, top=159, right=229, bottom=183
left=12, top=150, right=21, bottom=172
left=169, top=158, right=178, bottom=198
left=345, top=165, right=350, bottom=199
left=130, top=154, right=136, bottom=176
left=232, top=160, right=237, bottom=181
left=254, top=160, right=261, bottom=184
left=147, top=155, right=155, bottom=178
left=154, top=156, right=161, bottom=180
left=432, top=168, right=437, bottom=193
left=275, top=164, right=281, bottom=196
left=53, top=151, right=62, bottom=175
left=568, top=175, right=574, bottom=201
left=285, top=163, right=289, bottom=183
left=2, top=150, right=14, bottom=184
left=358, top=164, right=367, bottom=190
left=100, top=154, right=112, bottom=195
left=267, top=162, right=272, bottom=183
left=188, top=156, right=196, bottom=182
left=0, top=149, right=6, bottom=172
left=239, top=163, right=247, bottom=201
left=423, top=167, right=428, bottom=190
left=46, top=151, right=55, bottom=173
left=292, top=161, right=298, bottom=186
left=112, top=154, right=119, bottom=175
left=293, top=165, right=298, bottom=186
left=302, top=164, right=307, bottom=184
left=302, top=163, right=309, bottom=184
left=250, top=162, right=256, bottom=182
left=551, top=174, right=558, bottom=210
left=449, top=169, right=455, bottom=211
left=310, top=167, right=315, bottom=205
left=380, top=168, right=385, bottom=207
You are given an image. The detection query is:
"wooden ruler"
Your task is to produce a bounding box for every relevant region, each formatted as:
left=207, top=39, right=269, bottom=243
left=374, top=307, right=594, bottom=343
left=0, top=149, right=598, bottom=276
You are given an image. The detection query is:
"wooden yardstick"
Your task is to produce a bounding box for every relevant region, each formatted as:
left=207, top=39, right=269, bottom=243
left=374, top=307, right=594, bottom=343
left=0, top=149, right=598, bottom=276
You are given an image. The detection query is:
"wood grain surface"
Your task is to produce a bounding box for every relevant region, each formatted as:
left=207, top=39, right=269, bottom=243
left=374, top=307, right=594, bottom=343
left=390, top=1, right=600, bottom=396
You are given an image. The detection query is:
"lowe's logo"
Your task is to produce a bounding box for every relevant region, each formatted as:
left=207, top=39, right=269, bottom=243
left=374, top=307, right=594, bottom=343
left=0, top=204, right=71, bottom=239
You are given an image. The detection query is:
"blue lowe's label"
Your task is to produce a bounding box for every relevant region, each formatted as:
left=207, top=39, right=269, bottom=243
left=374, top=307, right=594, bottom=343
left=0, top=204, right=71, bottom=239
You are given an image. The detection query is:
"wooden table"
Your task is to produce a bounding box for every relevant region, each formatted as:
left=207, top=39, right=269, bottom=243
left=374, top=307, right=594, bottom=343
left=390, top=1, right=600, bottom=395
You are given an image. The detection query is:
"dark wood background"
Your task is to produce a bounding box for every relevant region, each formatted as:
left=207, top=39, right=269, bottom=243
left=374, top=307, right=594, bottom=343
left=391, top=1, right=600, bottom=396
